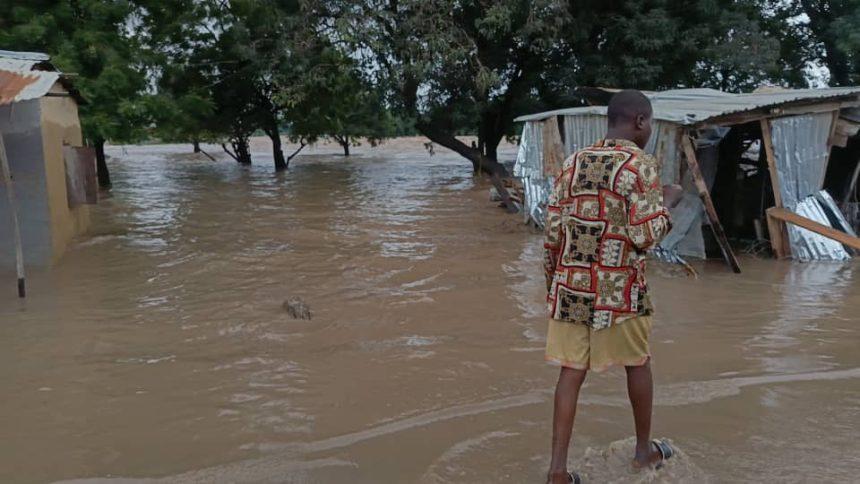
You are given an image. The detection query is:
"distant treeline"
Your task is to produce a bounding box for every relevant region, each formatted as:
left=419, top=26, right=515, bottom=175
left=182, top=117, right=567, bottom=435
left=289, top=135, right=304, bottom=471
left=1, top=1, right=859, bottom=187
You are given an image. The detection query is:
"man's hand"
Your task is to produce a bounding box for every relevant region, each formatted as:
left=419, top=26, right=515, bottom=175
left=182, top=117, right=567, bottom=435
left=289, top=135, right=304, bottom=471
left=662, top=184, right=683, bottom=209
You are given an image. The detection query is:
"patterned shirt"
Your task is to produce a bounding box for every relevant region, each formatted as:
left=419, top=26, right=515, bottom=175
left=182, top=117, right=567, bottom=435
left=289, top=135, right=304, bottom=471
left=544, top=139, right=672, bottom=329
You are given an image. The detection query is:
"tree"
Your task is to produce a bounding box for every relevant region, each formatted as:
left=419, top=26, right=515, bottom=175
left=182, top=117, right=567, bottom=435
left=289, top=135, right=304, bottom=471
left=780, top=0, right=860, bottom=86
left=137, top=0, right=306, bottom=169
left=280, top=46, right=394, bottom=157
left=547, top=0, right=781, bottom=94
left=0, top=0, right=150, bottom=188
left=312, top=0, right=568, bottom=176
left=310, top=0, right=783, bottom=211
left=135, top=0, right=220, bottom=155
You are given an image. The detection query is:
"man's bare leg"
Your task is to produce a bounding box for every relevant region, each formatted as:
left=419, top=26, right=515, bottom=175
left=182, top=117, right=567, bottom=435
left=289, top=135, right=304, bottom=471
left=625, top=358, right=662, bottom=467
left=547, top=367, right=587, bottom=484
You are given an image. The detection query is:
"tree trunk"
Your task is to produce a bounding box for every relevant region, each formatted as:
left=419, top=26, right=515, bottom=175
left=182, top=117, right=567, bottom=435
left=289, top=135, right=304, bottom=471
left=416, top=122, right=516, bottom=213
left=286, top=138, right=308, bottom=169
left=94, top=138, right=111, bottom=189
left=192, top=140, right=201, bottom=153
left=333, top=135, right=350, bottom=156
left=267, top=126, right=287, bottom=171
left=224, top=137, right=252, bottom=165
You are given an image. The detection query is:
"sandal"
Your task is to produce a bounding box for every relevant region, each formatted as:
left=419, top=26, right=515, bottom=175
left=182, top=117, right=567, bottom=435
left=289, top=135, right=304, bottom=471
left=652, top=439, right=674, bottom=470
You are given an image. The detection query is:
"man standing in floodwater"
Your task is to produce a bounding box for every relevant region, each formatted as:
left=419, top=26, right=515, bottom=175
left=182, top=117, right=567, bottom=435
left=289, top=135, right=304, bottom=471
left=543, top=90, right=682, bottom=483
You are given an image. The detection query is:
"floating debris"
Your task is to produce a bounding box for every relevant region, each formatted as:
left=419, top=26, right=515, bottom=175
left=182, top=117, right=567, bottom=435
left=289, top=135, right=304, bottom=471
left=283, top=297, right=312, bottom=320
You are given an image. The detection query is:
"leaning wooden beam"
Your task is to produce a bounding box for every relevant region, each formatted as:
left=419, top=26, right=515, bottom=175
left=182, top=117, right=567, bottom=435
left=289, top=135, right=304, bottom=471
left=767, top=207, right=860, bottom=251
left=681, top=134, right=742, bottom=273
left=760, top=119, right=792, bottom=258
left=0, top=134, right=26, bottom=297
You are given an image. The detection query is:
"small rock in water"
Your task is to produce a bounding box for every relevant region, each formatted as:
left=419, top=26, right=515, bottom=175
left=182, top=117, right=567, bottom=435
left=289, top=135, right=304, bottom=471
left=283, top=297, right=312, bottom=320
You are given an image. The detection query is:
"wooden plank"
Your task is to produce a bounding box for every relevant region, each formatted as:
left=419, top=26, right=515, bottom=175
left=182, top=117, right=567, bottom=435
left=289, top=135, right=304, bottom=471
left=694, top=99, right=860, bottom=129
left=541, top=116, right=565, bottom=177
left=0, top=134, right=26, bottom=297
left=767, top=207, right=860, bottom=251
left=775, top=101, right=843, bottom=118
left=760, top=119, right=782, bottom=207
left=681, top=134, right=742, bottom=273
left=765, top=210, right=787, bottom=259
left=760, top=118, right=792, bottom=257
left=698, top=103, right=838, bottom=128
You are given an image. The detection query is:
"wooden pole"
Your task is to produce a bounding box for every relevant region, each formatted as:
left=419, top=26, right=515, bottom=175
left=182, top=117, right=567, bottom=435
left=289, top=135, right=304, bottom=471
left=681, top=134, right=742, bottom=273
left=0, top=134, right=26, bottom=297
left=767, top=207, right=860, bottom=250
left=760, top=119, right=792, bottom=258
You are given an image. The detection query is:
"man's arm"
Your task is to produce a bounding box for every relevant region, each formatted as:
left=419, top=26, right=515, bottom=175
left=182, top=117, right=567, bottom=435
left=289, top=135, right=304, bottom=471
left=544, top=174, right=565, bottom=292
left=627, top=155, right=673, bottom=251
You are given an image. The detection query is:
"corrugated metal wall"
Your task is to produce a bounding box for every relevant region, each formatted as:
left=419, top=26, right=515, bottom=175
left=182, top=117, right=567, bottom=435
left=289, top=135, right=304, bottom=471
left=514, top=117, right=703, bottom=259
left=770, top=113, right=850, bottom=261
left=513, top=122, right=550, bottom=226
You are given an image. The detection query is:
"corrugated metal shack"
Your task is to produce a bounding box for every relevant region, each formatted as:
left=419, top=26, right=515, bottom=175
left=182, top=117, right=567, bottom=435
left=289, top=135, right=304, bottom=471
left=0, top=50, right=95, bottom=278
left=514, top=87, right=860, bottom=271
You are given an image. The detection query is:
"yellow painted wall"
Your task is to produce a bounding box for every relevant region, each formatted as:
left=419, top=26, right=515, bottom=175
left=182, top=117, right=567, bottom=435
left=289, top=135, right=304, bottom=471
left=39, top=84, right=90, bottom=263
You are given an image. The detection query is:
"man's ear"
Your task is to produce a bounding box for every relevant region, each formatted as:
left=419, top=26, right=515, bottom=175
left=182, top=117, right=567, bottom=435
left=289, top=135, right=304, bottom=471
left=635, top=114, right=647, bottom=130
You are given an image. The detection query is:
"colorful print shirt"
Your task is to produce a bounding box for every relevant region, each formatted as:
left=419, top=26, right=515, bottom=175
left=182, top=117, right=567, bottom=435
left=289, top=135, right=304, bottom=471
left=544, top=139, right=672, bottom=329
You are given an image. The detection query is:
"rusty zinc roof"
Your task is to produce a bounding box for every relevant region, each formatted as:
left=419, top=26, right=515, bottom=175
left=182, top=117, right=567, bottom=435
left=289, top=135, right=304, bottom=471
left=0, top=50, right=62, bottom=106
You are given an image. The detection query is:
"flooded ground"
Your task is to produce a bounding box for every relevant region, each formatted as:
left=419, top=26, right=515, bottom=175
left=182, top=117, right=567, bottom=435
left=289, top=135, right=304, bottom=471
left=1, top=138, right=860, bottom=483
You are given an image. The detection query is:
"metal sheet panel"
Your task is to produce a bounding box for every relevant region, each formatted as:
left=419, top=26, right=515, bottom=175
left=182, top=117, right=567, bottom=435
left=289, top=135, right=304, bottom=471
left=768, top=112, right=849, bottom=260
left=815, top=190, right=858, bottom=238
left=514, top=122, right=550, bottom=226
left=0, top=51, right=60, bottom=106
left=770, top=113, right=833, bottom=209
left=562, top=115, right=605, bottom=156
left=791, top=196, right=850, bottom=261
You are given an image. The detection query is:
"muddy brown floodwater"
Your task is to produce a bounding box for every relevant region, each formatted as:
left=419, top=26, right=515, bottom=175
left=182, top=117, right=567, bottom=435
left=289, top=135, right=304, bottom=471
left=1, top=138, right=860, bottom=483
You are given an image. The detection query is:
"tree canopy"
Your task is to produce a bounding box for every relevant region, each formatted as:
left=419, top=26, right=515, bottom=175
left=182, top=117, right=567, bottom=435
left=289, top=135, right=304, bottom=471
left=0, top=0, right=149, bottom=187
left=2, top=0, right=860, bottom=185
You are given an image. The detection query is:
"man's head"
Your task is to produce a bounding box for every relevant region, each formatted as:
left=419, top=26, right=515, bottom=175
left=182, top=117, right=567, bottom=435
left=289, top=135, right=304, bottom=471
left=606, top=90, right=653, bottom=148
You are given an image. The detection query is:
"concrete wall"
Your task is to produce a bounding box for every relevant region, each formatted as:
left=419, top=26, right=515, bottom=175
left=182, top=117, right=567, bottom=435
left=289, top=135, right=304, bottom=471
left=40, top=85, right=90, bottom=261
left=0, top=83, right=90, bottom=270
left=0, top=98, right=52, bottom=268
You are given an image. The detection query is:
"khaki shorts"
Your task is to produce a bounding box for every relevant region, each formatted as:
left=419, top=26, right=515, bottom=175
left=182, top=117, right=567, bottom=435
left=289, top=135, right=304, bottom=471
left=545, top=316, right=652, bottom=372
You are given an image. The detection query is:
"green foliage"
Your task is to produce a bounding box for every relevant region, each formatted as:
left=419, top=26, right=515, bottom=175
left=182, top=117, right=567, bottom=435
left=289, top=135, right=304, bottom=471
left=762, top=0, right=860, bottom=86
left=278, top=46, right=395, bottom=151
left=3, top=0, right=860, bottom=174
left=551, top=0, right=782, bottom=93
left=311, top=0, right=569, bottom=166
left=0, top=0, right=149, bottom=145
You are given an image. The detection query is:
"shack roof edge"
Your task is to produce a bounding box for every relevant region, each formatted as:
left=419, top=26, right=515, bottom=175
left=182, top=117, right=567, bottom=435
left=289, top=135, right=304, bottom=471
left=514, top=87, right=860, bottom=126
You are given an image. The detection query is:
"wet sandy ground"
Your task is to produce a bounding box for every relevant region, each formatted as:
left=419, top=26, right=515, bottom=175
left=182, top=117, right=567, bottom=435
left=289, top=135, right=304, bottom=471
left=1, top=138, right=860, bottom=483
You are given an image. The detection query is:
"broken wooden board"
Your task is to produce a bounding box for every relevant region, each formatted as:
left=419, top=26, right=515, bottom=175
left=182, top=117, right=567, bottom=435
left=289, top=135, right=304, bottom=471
left=63, top=145, right=98, bottom=207
left=681, top=134, right=741, bottom=273
left=767, top=207, right=860, bottom=252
